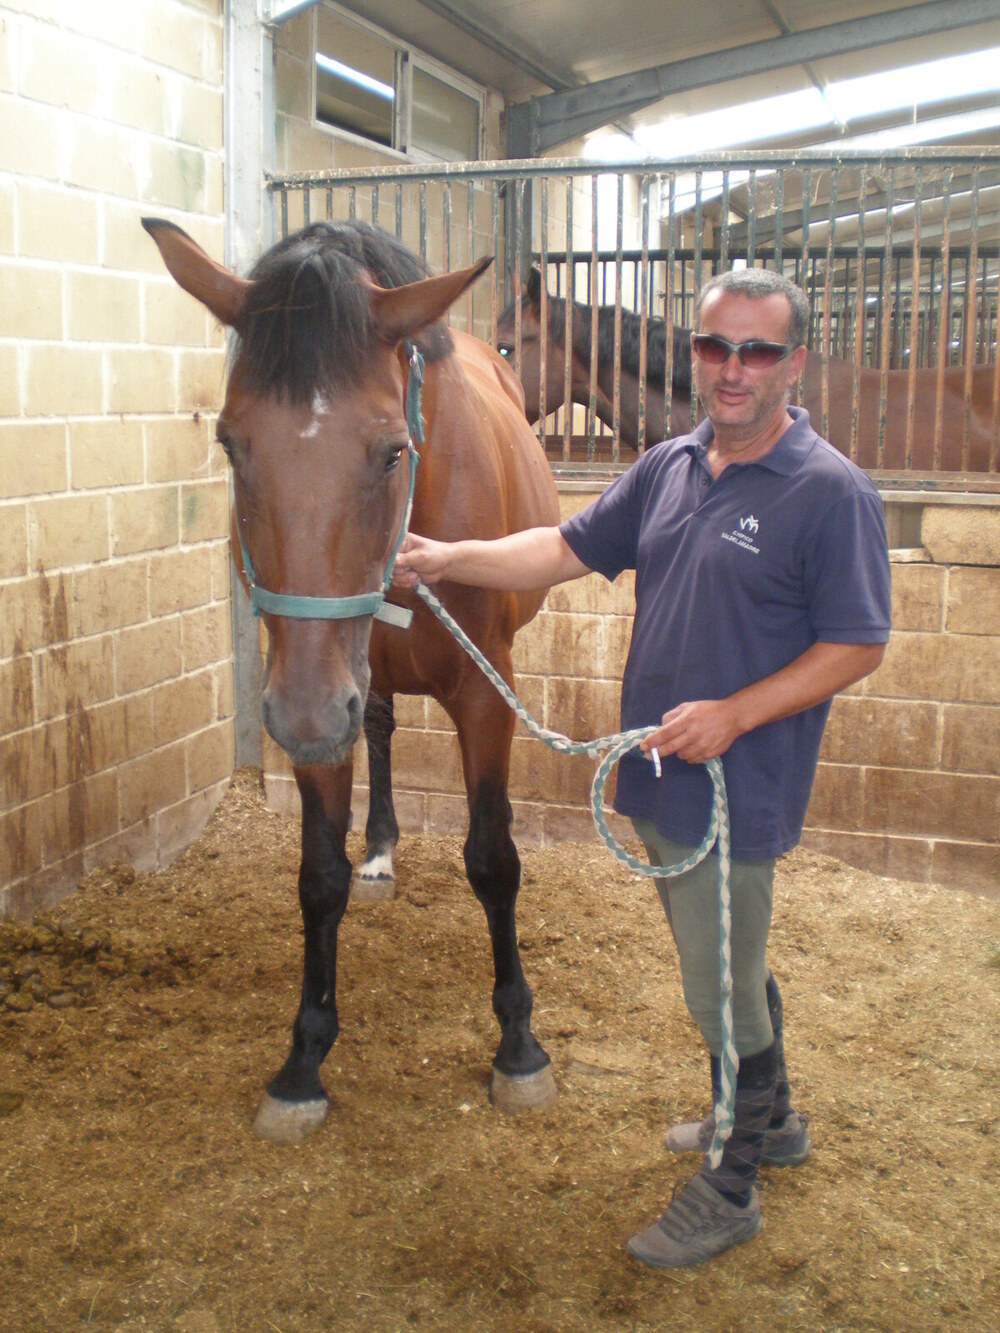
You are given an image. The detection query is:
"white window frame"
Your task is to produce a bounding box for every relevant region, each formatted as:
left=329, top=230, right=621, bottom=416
left=314, top=2, right=485, bottom=163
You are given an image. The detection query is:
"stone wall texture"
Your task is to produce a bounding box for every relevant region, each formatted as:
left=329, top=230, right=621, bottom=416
left=1, top=0, right=233, bottom=918
left=264, top=497, right=1000, bottom=899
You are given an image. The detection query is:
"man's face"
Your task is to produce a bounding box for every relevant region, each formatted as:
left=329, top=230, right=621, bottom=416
left=692, top=290, right=807, bottom=436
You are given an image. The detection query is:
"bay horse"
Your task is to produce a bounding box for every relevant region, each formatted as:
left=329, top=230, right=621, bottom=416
left=500, top=266, right=998, bottom=472
left=143, top=218, right=560, bottom=1143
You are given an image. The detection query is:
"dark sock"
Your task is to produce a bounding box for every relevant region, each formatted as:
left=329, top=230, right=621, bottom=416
left=702, top=1042, right=778, bottom=1207
left=765, top=971, right=792, bottom=1126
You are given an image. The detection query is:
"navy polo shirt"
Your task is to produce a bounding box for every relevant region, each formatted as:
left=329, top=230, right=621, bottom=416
left=560, top=408, right=891, bottom=860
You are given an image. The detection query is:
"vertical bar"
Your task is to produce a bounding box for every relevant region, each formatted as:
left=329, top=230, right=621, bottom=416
left=851, top=166, right=867, bottom=464
left=280, top=186, right=288, bottom=238
left=372, top=183, right=380, bottom=227
left=746, top=169, right=757, bottom=267
left=466, top=182, right=475, bottom=336
left=927, top=253, right=936, bottom=370
left=563, top=178, right=574, bottom=461
left=303, top=187, right=311, bottom=227
left=418, top=181, right=426, bottom=262
left=774, top=169, right=784, bottom=272
left=692, top=169, right=703, bottom=429
left=877, top=167, right=895, bottom=469
left=962, top=167, right=980, bottom=471
left=720, top=170, right=730, bottom=271
left=513, top=177, right=524, bottom=377
left=638, top=175, right=650, bottom=454
left=933, top=170, right=952, bottom=469
left=395, top=182, right=403, bottom=239
left=612, top=173, right=624, bottom=463
left=820, top=168, right=838, bottom=442
left=538, top=175, right=549, bottom=448
left=905, top=165, right=923, bottom=470
left=348, top=185, right=356, bottom=221
left=325, top=186, right=333, bottom=220
left=490, top=179, right=500, bottom=347
left=664, top=174, right=675, bottom=441
left=797, top=168, right=811, bottom=406
left=442, top=183, right=452, bottom=333
left=588, top=175, right=599, bottom=460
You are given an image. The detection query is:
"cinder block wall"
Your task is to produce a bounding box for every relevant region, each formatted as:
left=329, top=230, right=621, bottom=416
left=264, top=494, right=1000, bottom=898
left=1, top=0, right=233, bottom=918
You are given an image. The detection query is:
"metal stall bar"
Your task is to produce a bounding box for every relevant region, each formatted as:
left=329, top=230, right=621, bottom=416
left=821, top=168, right=839, bottom=442
left=588, top=175, right=599, bottom=460
left=877, top=167, right=895, bottom=469
left=638, top=175, right=650, bottom=455
left=963, top=168, right=981, bottom=472
left=905, top=166, right=923, bottom=470
left=613, top=173, right=624, bottom=463
left=851, top=166, right=868, bottom=464
left=663, top=174, right=675, bottom=444
left=539, top=175, right=549, bottom=449
left=933, top=169, right=953, bottom=470
left=563, top=178, right=574, bottom=461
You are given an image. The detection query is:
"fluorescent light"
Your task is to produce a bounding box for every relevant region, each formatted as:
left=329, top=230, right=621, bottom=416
left=635, top=87, right=832, bottom=157
left=315, top=52, right=393, bottom=101
left=615, top=45, right=1000, bottom=159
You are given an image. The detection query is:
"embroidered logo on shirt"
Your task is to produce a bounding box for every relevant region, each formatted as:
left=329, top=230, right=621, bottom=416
left=721, top=514, right=761, bottom=554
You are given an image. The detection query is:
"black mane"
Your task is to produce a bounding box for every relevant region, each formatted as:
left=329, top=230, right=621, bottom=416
left=235, top=220, right=453, bottom=404
left=500, top=268, right=693, bottom=393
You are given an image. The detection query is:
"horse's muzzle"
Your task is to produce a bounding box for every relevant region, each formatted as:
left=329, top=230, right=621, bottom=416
left=261, top=684, right=365, bottom=767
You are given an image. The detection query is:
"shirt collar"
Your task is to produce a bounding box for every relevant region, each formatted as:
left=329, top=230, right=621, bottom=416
left=683, top=405, right=817, bottom=476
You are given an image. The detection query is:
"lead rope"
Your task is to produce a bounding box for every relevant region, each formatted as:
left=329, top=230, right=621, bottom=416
left=407, top=575, right=737, bottom=1166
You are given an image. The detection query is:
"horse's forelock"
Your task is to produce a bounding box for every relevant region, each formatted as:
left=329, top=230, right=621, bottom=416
left=234, top=221, right=452, bottom=404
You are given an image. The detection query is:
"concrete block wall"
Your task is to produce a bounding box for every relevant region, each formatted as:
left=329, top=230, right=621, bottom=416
left=0, top=0, right=233, bottom=918
left=806, top=502, right=1000, bottom=895
left=263, top=494, right=1000, bottom=898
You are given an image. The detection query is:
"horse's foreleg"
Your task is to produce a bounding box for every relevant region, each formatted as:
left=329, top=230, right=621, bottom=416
left=252, top=761, right=353, bottom=1145
left=355, top=690, right=398, bottom=900
left=453, top=684, right=557, bottom=1114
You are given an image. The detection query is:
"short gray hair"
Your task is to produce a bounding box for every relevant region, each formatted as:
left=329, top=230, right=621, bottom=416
left=695, top=268, right=809, bottom=348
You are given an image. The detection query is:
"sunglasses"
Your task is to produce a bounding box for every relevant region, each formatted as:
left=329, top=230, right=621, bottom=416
left=692, top=333, right=794, bottom=369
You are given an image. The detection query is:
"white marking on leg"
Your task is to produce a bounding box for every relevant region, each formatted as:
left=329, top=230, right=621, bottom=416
left=357, top=850, right=395, bottom=881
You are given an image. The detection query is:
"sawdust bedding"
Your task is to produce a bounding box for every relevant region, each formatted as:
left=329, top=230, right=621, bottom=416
left=1, top=769, right=998, bottom=1332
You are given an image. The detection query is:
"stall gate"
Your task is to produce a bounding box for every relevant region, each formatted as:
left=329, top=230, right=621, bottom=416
left=268, top=149, right=1000, bottom=483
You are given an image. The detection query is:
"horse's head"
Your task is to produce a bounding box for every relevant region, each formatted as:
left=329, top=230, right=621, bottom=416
left=496, top=267, right=569, bottom=423
left=143, top=218, right=489, bottom=767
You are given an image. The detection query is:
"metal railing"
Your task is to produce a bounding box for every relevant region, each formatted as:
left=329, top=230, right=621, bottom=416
left=268, top=149, right=1000, bottom=483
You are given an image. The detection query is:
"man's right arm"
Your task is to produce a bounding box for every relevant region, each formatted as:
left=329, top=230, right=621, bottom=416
left=392, top=525, right=590, bottom=592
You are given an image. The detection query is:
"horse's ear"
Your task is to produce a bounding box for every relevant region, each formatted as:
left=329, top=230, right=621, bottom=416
left=526, top=266, right=542, bottom=307
left=368, top=256, right=493, bottom=346
left=142, top=217, right=251, bottom=327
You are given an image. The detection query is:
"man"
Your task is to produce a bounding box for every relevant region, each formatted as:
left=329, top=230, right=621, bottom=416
left=393, top=268, right=891, bottom=1268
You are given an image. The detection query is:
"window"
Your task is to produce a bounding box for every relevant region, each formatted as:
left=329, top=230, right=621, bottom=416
left=315, top=4, right=483, bottom=162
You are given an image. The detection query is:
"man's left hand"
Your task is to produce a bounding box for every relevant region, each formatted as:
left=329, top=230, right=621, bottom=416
left=640, top=699, right=741, bottom=766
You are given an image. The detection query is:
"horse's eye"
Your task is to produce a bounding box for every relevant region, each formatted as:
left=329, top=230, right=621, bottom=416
left=216, top=431, right=234, bottom=461
left=384, top=446, right=403, bottom=473
left=498, top=345, right=511, bottom=358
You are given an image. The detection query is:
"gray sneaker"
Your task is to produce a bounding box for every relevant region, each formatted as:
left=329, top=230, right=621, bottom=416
left=664, top=1108, right=811, bottom=1166
left=627, top=1174, right=762, bottom=1269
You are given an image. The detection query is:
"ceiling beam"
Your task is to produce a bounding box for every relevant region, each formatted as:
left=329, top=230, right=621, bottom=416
left=507, top=0, right=1000, bottom=156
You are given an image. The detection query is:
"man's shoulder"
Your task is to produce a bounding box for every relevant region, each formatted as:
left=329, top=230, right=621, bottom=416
left=787, top=414, right=880, bottom=501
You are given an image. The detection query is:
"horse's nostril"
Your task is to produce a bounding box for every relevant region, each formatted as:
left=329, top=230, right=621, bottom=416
left=346, top=690, right=363, bottom=734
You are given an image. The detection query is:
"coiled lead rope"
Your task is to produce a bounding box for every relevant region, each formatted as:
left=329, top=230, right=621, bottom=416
left=410, top=578, right=737, bottom=1165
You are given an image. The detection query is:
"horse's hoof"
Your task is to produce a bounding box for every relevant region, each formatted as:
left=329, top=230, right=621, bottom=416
left=251, top=1093, right=328, bottom=1144
left=350, top=871, right=395, bottom=903
left=352, top=851, right=396, bottom=902
left=489, top=1063, right=558, bottom=1114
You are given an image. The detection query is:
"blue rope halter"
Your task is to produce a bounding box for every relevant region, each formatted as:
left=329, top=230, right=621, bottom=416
left=234, top=343, right=425, bottom=630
